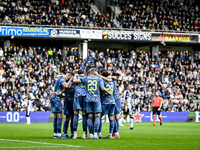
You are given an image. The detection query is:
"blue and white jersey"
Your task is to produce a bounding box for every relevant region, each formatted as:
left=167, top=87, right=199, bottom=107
left=101, top=80, right=115, bottom=104
left=113, top=81, right=120, bottom=100
left=54, top=77, right=66, bottom=93
left=65, top=83, right=75, bottom=102
left=71, top=75, right=86, bottom=98
left=80, top=75, right=104, bottom=102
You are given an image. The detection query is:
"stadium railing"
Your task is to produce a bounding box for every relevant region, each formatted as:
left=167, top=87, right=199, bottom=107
left=0, top=23, right=199, bottom=34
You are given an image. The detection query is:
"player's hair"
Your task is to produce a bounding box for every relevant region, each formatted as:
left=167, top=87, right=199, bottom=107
left=101, top=70, right=109, bottom=77
left=90, top=68, right=98, bottom=74
left=73, top=69, right=79, bottom=74
left=67, top=71, right=74, bottom=76
left=78, top=69, right=85, bottom=74
left=98, top=68, right=107, bottom=74
left=125, top=84, right=130, bottom=90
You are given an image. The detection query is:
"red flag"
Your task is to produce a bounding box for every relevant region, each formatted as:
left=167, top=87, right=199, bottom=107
left=62, top=0, right=64, bottom=4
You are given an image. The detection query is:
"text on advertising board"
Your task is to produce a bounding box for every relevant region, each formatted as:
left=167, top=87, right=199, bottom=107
left=102, top=31, right=151, bottom=41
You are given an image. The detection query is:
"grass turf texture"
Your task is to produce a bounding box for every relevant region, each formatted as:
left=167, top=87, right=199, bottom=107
left=0, top=123, right=199, bottom=150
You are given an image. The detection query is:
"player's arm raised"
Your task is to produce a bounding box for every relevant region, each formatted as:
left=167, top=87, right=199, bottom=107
left=94, top=71, right=112, bottom=82
left=73, top=74, right=81, bottom=83
left=101, top=87, right=113, bottom=96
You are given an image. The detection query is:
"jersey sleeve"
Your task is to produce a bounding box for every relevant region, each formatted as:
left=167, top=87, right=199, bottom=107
left=60, top=78, right=66, bottom=85
left=99, top=78, right=104, bottom=89
left=80, top=76, right=86, bottom=83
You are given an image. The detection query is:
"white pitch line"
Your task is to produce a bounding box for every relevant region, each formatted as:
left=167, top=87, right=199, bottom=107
left=0, top=146, right=63, bottom=149
left=0, top=139, right=82, bottom=148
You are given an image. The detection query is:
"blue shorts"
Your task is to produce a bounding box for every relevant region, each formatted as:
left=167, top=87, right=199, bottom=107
left=50, top=94, right=62, bottom=113
left=74, top=96, right=86, bottom=111
left=64, top=101, right=74, bottom=116
left=102, top=104, right=115, bottom=116
left=86, top=101, right=102, bottom=114
left=114, top=99, right=121, bottom=115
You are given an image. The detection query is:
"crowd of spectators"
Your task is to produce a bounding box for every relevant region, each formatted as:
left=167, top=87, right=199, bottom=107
left=0, top=0, right=117, bottom=28
left=118, top=0, right=200, bottom=31
left=0, top=45, right=200, bottom=112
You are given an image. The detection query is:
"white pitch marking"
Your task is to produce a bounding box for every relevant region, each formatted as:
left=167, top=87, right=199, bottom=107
left=0, top=139, right=82, bottom=148
left=0, top=146, right=63, bottom=149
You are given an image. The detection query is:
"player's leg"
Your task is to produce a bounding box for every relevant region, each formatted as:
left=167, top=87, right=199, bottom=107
left=73, top=97, right=80, bottom=139
left=106, top=104, right=115, bottom=139
left=158, top=111, right=162, bottom=126
left=70, top=114, right=74, bottom=138
left=26, top=108, right=31, bottom=124
left=93, top=101, right=102, bottom=139
left=63, top=101, right=70, bottom=137
left=130, top=109, right=136, bottom=130
left=98, top=115, right=103, bottom=138
left=119, top=109, right=126, bottom=126
left=94, top=113, right=100, bottom=139
left=63, top=115, right=70, bottom=137
left=82, top=96, right=87, bottom=138
left=68, top=101, right=74, bottom=138
left=153, top=107, right=156, bottom=126
left=57, top=113, right=63, bottom=137
left=53, top=113, right=58, bottom=138
left=113, top=99, right=121, bottom=137
left=86, top=102, right=94, bottom=138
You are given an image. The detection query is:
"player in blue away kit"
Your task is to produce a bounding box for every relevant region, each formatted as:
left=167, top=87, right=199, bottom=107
left=100, top=70, right=115, bottom=139
left=71, top=69, right=87, bottom=139
left=73, top=68, right=113, bottom=139
left=55, top=70, right=76, bottom=138
left=112, top=78, right=121, bottom=138
left=51, top=72, right=73, bottom=139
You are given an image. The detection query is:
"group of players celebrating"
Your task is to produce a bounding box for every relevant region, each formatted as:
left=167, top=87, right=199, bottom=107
left=51, top=68, right=123, bottom=139
left=50, top=68, right=163, bottom=139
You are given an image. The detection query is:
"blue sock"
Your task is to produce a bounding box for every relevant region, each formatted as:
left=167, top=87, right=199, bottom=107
left=57, top=118, right=62, bottom=134
left=82, top=115, right=87, bottom=132
left=73, top=114, right=79, bottom=132
left=98, top=118, right=102, bottom=133
left=53, top=118, right=57, bottom=133
left=94, top=116, right=100, bottom=133
left=63, top=120, right=66, bottom=134
left=63, top=120, right=69, bottom=135
left=109, top=119, right=114, bottom=134
left=70, top=119, right=73, bottom=135
left=116, top=119, right=119, bottom=133
left=88, top=117, right=94, bottom=134
left=114, top=119, right=117, bottom=134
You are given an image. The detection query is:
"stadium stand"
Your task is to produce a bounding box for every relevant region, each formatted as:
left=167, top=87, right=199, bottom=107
left=0, top=45, right=200, bottom=112
left=0, top=0, right=116, bottom=28
left=118, top=0, right=199, bottom=31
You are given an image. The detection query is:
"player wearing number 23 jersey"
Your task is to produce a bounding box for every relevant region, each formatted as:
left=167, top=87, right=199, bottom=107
left=80, top=75, right=104, bottom=114
left=101, top=80, right=115, bottom=116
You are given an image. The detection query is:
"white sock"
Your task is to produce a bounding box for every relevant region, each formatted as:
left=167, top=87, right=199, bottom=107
left=94, top=132, right=97, bottom=137
left=26, top=117, right=28, bottom=123
left=28, top=117, right=30, bottom=123
left=57, top=133, right=61, bottom=137
left=119, top=118, right=124, bottom=125
left=82, top=131, right=86, bottom=137
left=74, top=131, right=77, bottom=136
left=130, top=118, right=133, bottom=128
left=109, top=133, right=112, bottom=136
left=98, top=132, right=101, bottom=135
left=54, top=133, right=57, bottom=136
left=90, top=134, right=94, bottom=137
left=115, top=132, right=119, bottom=136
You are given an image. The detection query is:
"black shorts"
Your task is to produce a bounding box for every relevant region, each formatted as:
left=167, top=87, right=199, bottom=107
left=153, top=107, right=160, bottom=115
left=123, top=108, right=133, bottom=115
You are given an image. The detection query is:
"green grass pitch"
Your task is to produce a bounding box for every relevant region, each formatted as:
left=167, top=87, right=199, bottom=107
left=0, top=122, right=199, bottom=150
